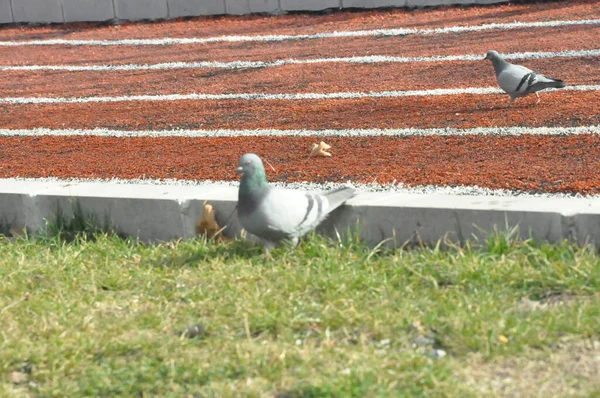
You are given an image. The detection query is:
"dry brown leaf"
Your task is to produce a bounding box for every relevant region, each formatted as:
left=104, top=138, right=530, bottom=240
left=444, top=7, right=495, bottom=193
left=310, top=141, right=332, bottom=157
left=9, top=226, right=27, bottom=238
left=195, top=202, right=230, bottom=241
left=319, top=141, right=331, bottom=150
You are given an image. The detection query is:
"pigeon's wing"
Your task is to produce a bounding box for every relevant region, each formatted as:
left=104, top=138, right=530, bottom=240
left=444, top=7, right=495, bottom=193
left=496, top=63, right=536, bottom=95
left=257, top=189, right=330, bottom=238
left=252, top=187, right=355, bottom=240
left=239, top=189, right=317, bottom=241
left=526, top=73, right=567, bottom=93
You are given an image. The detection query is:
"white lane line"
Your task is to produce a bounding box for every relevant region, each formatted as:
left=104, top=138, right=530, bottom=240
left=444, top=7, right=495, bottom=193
left=1, top=177, right=596, bottom=198
left=1, top=85, right=597, bottom=104
left=1, top=125, right=598, bottom=138
left=1, top=19, right=599, bottom=47
left=1, top=49, right=598, bottom=72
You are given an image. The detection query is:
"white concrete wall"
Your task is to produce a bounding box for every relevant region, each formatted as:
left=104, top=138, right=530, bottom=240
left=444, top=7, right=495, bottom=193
left=1, top=180, right=599, bottom=248
left=11, top=0, right=63, bottom=23
left=225, top=0, right=280, bottom=15
left=63, top=0, right=115, bottom=22
left=169, top=0, right=225, bottom=17
left=0, top=0, right=509, bottom=23
left=343, top=0, right=407, bottom=7
left=0, top=0, right=13, bottom=23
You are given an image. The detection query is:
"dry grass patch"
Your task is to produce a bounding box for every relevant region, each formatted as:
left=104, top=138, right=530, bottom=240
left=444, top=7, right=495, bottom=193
left=463, top=338, right=600, bottom=398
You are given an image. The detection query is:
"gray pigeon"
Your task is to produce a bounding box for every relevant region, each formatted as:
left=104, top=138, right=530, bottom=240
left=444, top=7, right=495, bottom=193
left=236, top=153, right=356, bottom=250
left=484, top=50, right=566, bottom=105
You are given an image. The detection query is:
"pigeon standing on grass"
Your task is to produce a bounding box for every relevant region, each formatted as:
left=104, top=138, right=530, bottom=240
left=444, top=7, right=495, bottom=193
left=236, top=153, right=356, bottom=250
left=484, top=50, right=566, bottom=106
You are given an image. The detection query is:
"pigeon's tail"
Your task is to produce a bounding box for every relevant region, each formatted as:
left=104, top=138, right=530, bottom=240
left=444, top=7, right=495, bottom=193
left=324, top=187, right=356, bottom=212
left=551, top=79, right=567, bottom=89
left=532, top=78, right=566, bottom=92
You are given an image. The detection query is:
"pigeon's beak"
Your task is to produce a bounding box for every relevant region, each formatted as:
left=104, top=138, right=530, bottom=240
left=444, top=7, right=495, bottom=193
left=483, top=55, right=489, bottom=60
left=236, top=166, right=244, bottom=175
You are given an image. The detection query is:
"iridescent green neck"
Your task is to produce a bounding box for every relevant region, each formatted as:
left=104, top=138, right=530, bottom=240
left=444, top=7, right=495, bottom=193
left=239, top=166, right=268, bottom=198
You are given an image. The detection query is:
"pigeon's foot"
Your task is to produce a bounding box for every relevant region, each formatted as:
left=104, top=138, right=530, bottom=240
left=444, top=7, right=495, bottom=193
left=535, top=92, right=541, bottom=105
left=262, top=240, right=277, bottom=252
left=260, top=250, right=274, bottom=261
left=257, top=240, right=277, bottom=260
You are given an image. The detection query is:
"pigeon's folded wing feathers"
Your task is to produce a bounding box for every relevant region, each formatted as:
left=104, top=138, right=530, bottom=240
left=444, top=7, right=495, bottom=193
left=258, top=189, right=330, bottom=238
left=527, top=73, right=565, bottom=92
left=497, top=63, right=565, bottom=96
left=323, top=186, right=356, bottom=212
left=252, top=187, right=355, bottom=241
left=497, top=64, right=535, bottom=94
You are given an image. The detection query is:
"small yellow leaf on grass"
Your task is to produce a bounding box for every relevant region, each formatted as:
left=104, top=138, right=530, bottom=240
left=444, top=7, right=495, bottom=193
left=322, top=339, right=336, bottom=348
left=310, top=141, right=332, bottom=157
left=409, top=319, right=424, bottom=332
left=498, top=335, right=509, bottom=344
left=10, top=371, right=28, bottom=384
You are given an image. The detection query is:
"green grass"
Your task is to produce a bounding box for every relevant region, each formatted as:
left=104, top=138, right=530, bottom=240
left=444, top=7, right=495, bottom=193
left=1, top=231, right=600, bottom=397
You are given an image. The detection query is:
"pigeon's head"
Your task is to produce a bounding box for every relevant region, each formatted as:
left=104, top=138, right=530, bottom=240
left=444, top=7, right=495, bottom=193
left=236, top=153, right=265, bottom=177
left=484, top=50, right=501, bottom=62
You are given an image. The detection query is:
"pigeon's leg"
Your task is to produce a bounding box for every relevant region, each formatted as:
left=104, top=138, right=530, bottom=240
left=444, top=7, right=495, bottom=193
left=263, top=240, right=277, bottom=252
left=534, top=92, right=541, bottom=105
left=279, top=237, right=299, bottom=250
left=506, top=97, right=515, bottom=108
left=260, top=241, right=276, bottom=260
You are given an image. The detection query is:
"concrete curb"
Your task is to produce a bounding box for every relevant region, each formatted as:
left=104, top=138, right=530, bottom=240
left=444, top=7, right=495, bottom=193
left=2, top=0, right=510, bottom=24
left=1, top=180, right=598, bottom=247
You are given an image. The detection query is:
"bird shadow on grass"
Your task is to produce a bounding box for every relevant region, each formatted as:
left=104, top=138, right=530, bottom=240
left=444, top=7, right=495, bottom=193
left=147, top=230, right=380, bottom=269
left=148, top=238, right=266, bottom=269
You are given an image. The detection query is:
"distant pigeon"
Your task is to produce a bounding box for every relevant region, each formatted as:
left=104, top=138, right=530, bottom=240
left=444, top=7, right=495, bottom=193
left=484, top=50, right=566, bottom=105
left=236, top=153, right=355, bottom=250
